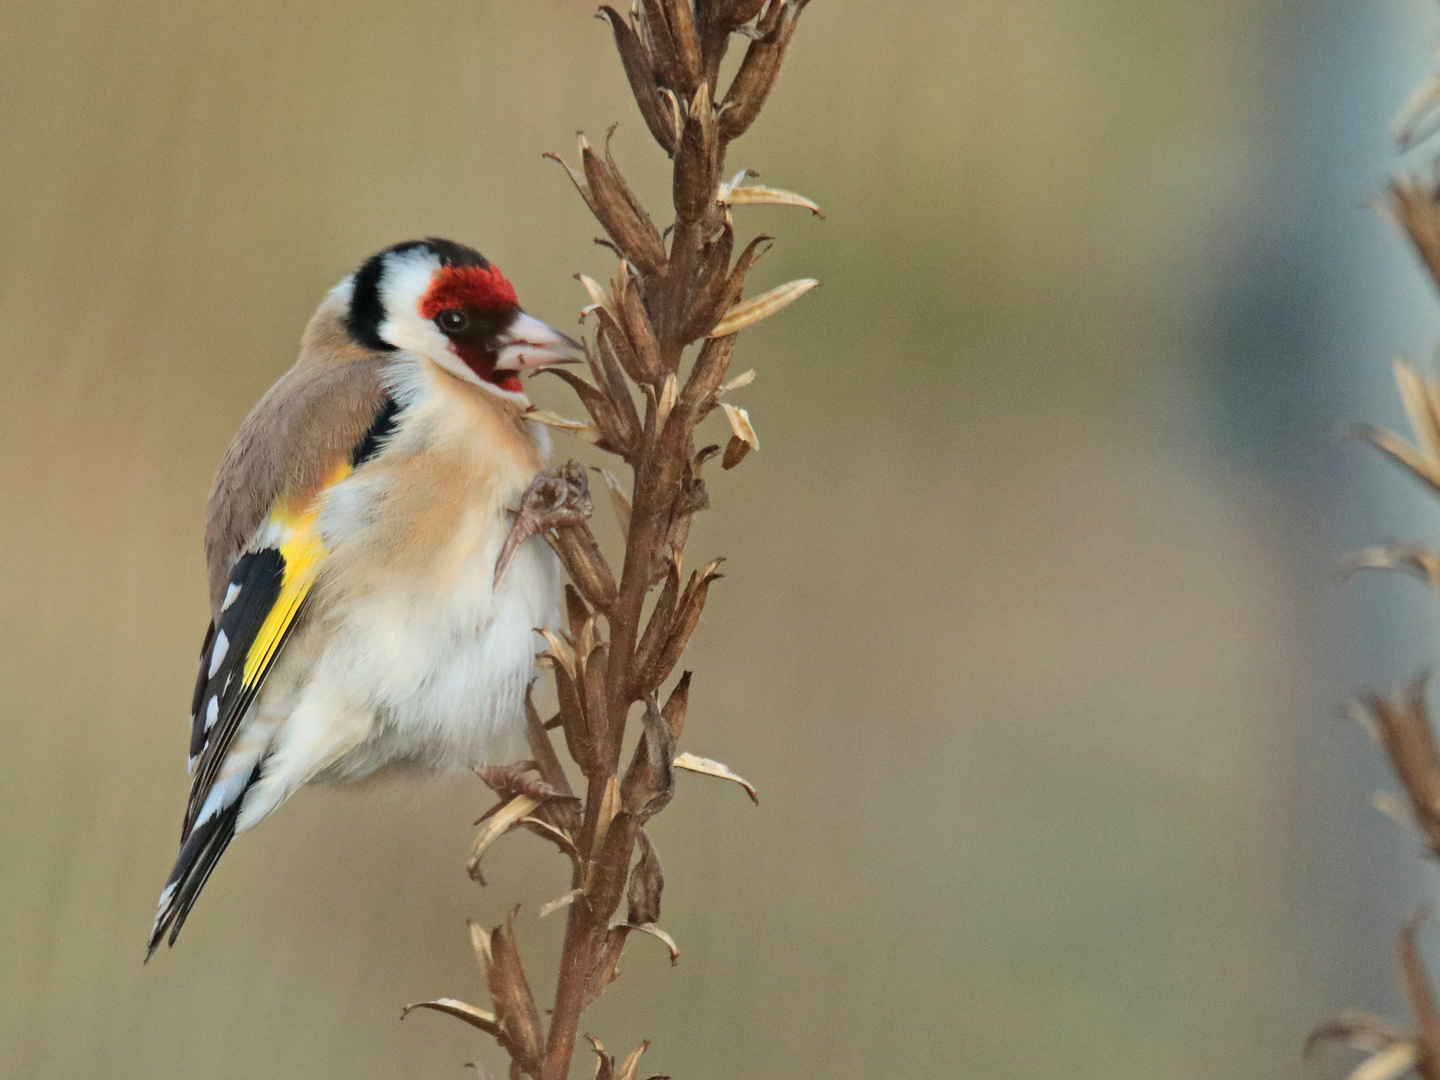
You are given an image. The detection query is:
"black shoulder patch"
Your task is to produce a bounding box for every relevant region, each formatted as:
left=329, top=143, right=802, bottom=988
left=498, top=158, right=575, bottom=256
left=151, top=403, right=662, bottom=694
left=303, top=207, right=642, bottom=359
left=351, top=396, right=400, bottom=467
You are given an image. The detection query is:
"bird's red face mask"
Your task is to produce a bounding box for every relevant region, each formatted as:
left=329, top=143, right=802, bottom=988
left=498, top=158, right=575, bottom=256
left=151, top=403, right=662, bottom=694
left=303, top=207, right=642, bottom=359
left=419, top=264, right=576, bottom=394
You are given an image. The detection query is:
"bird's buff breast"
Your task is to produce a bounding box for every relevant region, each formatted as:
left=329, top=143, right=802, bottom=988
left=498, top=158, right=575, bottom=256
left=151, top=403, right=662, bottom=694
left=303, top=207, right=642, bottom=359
left=278, top=376, right=560, bottom=780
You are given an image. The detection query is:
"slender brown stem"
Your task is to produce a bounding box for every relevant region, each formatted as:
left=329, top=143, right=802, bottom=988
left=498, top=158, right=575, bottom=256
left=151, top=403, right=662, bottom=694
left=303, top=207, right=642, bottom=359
left=417, top=5, right=819, bottom=1077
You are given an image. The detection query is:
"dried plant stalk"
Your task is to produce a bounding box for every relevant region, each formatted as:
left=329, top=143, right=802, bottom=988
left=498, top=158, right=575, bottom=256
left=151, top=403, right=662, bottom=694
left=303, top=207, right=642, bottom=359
left=404, top=4, right=819, bottom=1077
left=1310, top=23, right=1440, bottom=1080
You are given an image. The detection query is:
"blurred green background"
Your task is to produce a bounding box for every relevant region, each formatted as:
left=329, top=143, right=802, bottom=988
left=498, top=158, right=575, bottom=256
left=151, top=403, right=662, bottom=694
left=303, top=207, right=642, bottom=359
left=3, top=1, right=1438, bottom=1077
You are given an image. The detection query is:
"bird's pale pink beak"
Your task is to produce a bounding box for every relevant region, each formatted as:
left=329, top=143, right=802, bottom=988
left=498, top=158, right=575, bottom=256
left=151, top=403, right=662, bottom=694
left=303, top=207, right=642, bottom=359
left=494, top=312, right=582, bottom=370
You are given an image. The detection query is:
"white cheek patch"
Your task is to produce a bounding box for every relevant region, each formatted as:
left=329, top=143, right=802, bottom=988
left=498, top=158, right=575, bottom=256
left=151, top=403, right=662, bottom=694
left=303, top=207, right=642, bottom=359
left=376, top=249, right=492, bottom=388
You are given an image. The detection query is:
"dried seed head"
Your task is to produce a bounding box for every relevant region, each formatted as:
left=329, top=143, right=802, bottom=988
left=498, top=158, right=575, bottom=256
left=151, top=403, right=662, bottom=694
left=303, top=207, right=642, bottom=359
left=638, top=0, right=691, bottom=96
left=525, top=690, right=574, bottom=799
left=612, top=261, right=664, bottom=382
left=626, top=828, right=665, bottom=925
left=674, top=82, right=719, bottom=224
left=722, top=435, right=751, bottom=469
left=717, top=1, right=804, bottom=143
left=548, top=524, right=619, bottom=614
left=712, top=0, right=769, bottom=31
left=484, top=911, right=546, bottom=1069
left=622, top=697, right=677, bottom=822
left=600, top=6, right=680, bottom=154
left=582, top=133, right=669, bottom=275
left=661, top=671, right=692, bottom=739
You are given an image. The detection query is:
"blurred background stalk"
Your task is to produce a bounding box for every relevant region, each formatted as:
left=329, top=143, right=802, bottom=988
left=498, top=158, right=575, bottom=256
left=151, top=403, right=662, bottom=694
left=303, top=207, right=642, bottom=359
left=0, top=0, right=1435, bottom=1077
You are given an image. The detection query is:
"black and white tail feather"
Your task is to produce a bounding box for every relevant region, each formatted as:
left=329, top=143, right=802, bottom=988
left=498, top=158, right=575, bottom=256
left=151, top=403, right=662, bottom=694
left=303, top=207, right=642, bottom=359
left=147, top=550, right=294, bottom=958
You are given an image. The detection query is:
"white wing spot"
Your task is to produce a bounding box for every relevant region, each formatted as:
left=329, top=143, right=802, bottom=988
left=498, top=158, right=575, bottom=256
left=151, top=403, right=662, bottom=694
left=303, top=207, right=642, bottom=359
left=205, top=695, right=219, bottom=731
left=222, top=583, right=241, bottom=611
left=208, top=631, right=229, bottom=677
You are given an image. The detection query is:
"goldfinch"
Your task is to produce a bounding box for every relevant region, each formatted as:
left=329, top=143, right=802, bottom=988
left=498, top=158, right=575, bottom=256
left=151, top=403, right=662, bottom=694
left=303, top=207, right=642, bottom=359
left=148, top=238, right=579, bottom=957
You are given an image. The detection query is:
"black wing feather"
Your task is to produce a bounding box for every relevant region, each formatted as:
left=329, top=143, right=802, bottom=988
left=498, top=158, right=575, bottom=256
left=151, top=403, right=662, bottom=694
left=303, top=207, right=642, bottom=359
left=152, top=393, right=399, bottom=955
left=185, top=549, right=285, bottom=791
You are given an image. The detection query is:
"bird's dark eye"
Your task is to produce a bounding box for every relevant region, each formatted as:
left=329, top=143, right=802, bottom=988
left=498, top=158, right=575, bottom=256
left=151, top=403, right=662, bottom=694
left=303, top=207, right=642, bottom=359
left=436, top=309, right=470, bottom=334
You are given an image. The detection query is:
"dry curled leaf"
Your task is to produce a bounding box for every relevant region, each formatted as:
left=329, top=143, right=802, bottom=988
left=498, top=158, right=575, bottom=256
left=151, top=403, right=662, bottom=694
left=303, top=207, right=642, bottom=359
left=719, top=180, right=823, bottom=216
left=710, top=278, right=819, bottom=337
left=1353, top=1044, right=1422, bottom=1080
left=1395, top=57, right=1440, bottom=148
left=526, top=409, right=602, bottom=444
left=673, top=751, right=759, bottom=804
left=1307, top=1010, right=1414, bottom=1058
left=587, top=1035, right=616, bottom=1080
left=719, top=402, right=759, bottom=450
left=401, top=998, right=503, bottom=1038
left=619, top=921, right=680, bottom=965
left=595, top=467, right=633, bottom=533
left=468, top=795, right=542, bottom=884
left=1341, top=544, right=1440, bottom=590
left=616, top=1040, right=654, bottom=1080
left=540, top=888, right=584, bottom=919
left=720, top=368, right=756, bottom=393
left=538, top=628, right=578, bottom=680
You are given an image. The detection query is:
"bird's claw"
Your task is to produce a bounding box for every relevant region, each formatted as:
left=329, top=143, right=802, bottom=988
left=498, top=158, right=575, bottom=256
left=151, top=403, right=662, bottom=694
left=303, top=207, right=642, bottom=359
left=494, top=461, right=593, bottom=590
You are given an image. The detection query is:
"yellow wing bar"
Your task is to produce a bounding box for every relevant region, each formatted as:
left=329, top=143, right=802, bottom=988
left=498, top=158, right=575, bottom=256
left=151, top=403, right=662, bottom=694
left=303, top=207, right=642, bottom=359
left=241, top=461, right=352, bottom=685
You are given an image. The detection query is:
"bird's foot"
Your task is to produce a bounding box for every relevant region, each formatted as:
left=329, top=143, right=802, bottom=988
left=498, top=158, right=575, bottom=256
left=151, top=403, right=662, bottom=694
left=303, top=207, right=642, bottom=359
left=494, top=461, right=593, bottom=590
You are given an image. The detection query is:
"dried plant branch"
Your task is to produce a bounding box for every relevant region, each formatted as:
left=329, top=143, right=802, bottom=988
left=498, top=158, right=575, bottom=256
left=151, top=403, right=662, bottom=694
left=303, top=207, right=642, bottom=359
left=413, top=3, right=818, bottom=1077
left=1311, top=21, right=1440, bottom=1080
